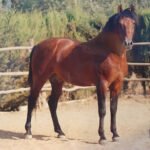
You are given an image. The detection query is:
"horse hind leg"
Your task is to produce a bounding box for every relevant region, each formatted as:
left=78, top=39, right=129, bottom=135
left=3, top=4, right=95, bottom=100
left=48, top=76, right=65, bottom=138
left=25, top=77, right=47, bottom=139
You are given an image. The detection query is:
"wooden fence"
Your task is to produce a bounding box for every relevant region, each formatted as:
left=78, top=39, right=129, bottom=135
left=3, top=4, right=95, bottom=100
left=0, top=42, right=149, bottom=95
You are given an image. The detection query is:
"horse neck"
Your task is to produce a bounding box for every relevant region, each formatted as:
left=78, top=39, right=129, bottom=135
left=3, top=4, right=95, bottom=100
left=89, top=31, right=126, bottom=56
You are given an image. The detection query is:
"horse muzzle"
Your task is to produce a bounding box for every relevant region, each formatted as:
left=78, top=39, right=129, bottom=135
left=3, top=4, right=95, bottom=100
left=124, top=39, right=133, bottom=50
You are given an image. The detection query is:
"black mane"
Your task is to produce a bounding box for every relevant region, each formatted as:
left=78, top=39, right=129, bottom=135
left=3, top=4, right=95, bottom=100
left=103, top=8, right=138, bottom=32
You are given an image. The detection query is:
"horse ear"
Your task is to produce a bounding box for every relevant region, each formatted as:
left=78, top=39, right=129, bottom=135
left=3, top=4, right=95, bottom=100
left=130, top=4, right=135, bottom=12
left=118, top=4, right=123, bottom=13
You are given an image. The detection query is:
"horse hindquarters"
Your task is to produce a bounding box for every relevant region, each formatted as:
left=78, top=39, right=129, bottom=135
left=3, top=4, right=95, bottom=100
left=25, top=46, right=52, bottom=138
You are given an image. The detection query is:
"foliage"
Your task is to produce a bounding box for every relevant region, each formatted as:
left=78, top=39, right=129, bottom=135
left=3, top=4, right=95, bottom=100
left=135, top=9, right=150, bottom=62
left=1, top=0, right=150, bottom=46
left=127, top=9, right=150, bottom=82
left=0, top=2, right=105, bottom=47
left=127, top=9, right=150, bottom=63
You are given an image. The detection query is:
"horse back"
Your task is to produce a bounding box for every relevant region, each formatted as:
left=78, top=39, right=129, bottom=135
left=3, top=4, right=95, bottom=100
left=29, top=38, right=80, bottom=81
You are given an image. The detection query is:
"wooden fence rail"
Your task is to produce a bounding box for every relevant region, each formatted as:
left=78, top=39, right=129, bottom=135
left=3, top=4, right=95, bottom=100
left=0, top=85, right=95, bottom=95
left=0, top=42, right=149, bottom=95
left=0, top=46, right=32, bottom=52
left=128, top=62, right=150, bottom=66
left=0, top=42, right=149, bottom=52
left=0, top=72, right=28, bottom=76
left=133, top=42, right=150, bottom=46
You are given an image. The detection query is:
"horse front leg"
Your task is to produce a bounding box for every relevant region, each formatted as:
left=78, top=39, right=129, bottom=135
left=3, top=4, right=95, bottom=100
left=110, top=81, right=122, bottom=142
left=96, top=82, right=107, bottom=144
left=110, top=93, right=119, bottom=141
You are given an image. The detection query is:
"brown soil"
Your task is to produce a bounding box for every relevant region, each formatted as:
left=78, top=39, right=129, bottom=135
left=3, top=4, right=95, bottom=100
left=0, top=96, right=150, bottom=150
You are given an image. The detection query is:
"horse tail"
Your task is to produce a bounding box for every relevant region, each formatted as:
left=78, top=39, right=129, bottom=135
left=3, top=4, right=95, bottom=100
left=28, top=46, right=36, bottom=85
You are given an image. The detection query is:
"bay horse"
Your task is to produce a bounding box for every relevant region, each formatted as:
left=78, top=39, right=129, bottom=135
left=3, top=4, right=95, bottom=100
left=25, top=5, right=138, bottom=144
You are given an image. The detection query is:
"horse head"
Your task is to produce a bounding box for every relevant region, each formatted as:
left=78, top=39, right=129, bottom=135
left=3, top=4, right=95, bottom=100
left=117, top=4, right=138, bottom=49
left=103, top=4, right=138, bottom=50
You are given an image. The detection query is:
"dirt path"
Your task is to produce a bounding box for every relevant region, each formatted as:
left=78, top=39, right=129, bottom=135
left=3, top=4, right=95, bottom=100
left=0, top=96, right=150, bottom=150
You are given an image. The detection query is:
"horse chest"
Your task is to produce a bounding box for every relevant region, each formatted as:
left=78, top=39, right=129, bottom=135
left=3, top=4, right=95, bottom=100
left=99, top=58, right=125, bottom=86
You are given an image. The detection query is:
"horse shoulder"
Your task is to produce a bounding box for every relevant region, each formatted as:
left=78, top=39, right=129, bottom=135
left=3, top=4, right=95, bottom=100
left=96, top=53, right=127, bottom=87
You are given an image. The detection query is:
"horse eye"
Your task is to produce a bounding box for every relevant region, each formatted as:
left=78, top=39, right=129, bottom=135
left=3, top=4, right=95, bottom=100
left=133, top=22, right=136, bottom=26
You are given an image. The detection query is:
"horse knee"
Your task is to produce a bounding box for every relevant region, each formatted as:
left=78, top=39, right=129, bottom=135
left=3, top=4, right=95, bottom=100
left=99, top=108, right=106, bottom=117
left=110, top=103, right=117, bottom=113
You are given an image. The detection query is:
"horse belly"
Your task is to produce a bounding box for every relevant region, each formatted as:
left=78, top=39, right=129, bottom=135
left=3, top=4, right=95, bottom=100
left=56, top=63, right=96, bottom=86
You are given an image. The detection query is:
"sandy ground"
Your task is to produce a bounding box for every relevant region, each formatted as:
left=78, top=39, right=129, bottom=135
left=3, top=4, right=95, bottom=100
left=0, top=96, right=150, bottom=150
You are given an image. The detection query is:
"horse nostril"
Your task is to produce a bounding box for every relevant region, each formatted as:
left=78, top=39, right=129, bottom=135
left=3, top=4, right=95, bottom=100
left=124, top=40, right=133, bottom=47
left=124, top=40, right=128, bottom=46
left=130, top=41, right=133, bottom=45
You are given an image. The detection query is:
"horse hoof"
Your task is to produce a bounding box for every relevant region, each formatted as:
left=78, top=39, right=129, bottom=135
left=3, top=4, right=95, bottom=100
left=98, top=139, right=107, bottom=145
left=24, top=133, right=32, bottom=139
left=57, top=134, right=66, bottom=140
left=112, top=136, right=120, bottom=142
